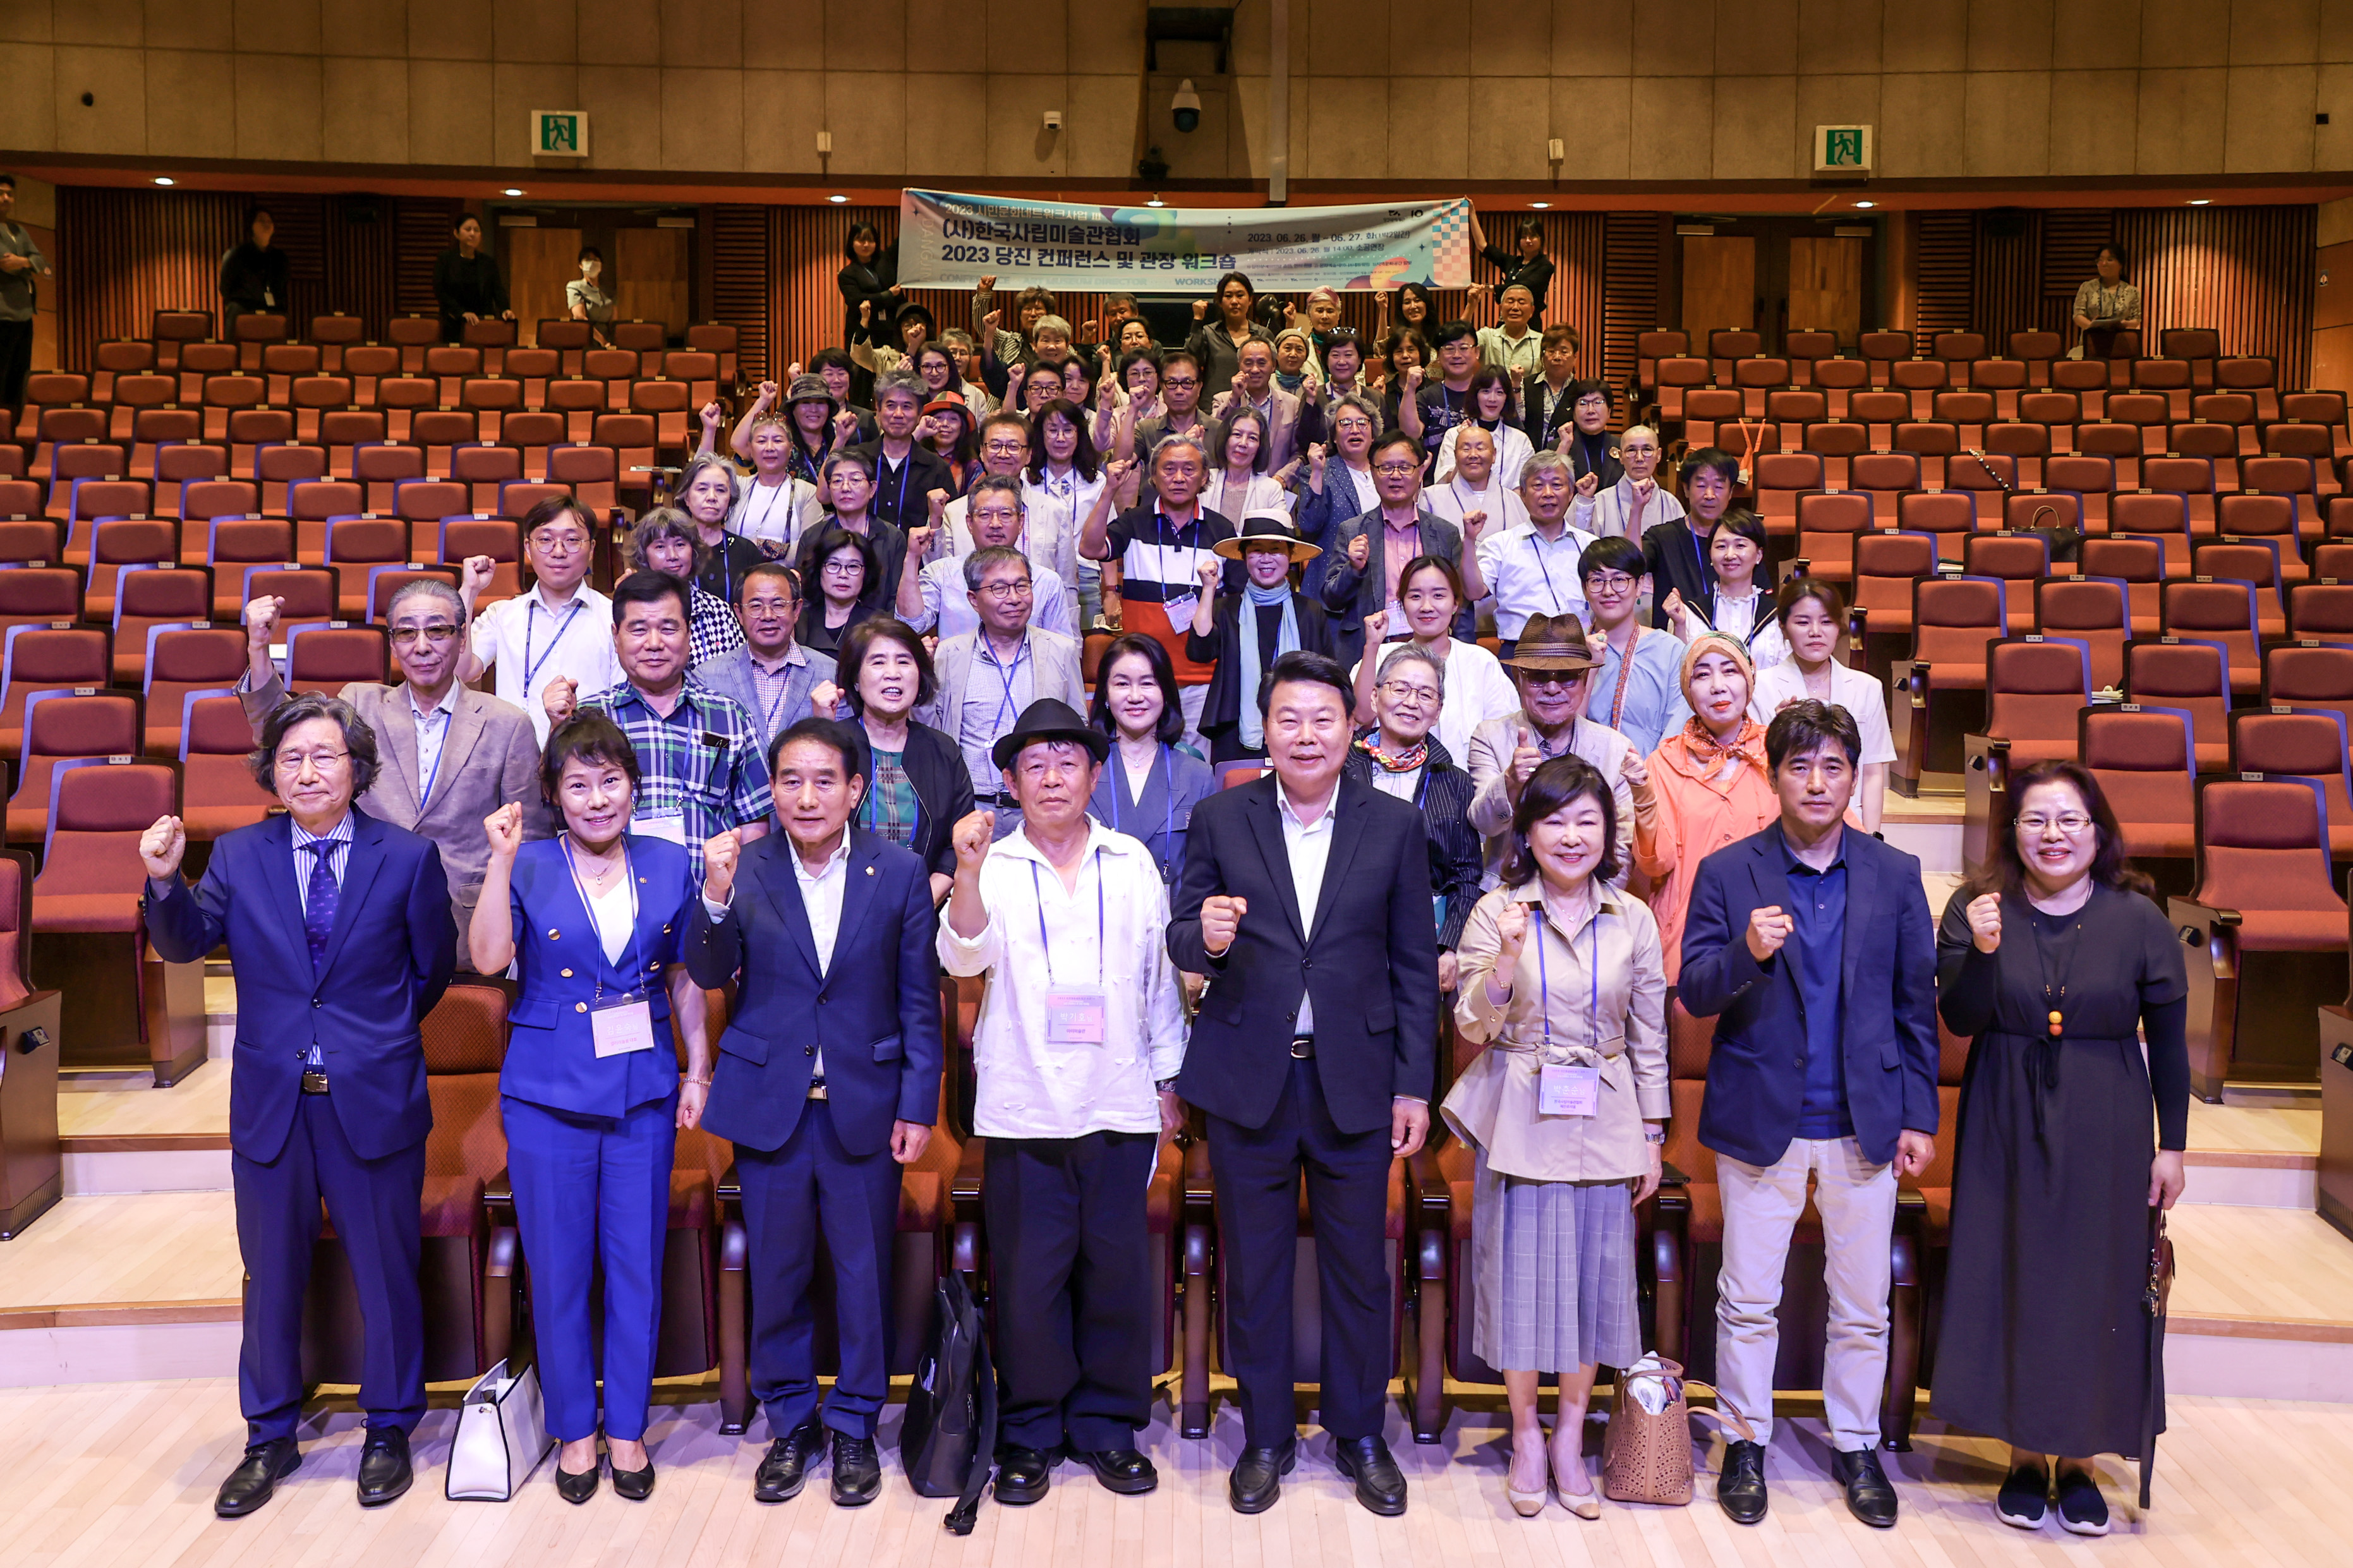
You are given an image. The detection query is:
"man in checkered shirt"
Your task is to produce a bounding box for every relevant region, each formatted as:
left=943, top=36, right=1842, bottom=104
left=542, top=570, right=774, bottom=879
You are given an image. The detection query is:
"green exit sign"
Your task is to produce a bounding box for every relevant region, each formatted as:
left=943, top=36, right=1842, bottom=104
left=1814, top=124, right=1873, bottom=172
left=531, top=111, right=589, bottom=159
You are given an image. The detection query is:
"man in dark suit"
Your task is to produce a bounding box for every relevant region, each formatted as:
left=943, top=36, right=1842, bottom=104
left=1674, top=699, right=1940, bottom=1532
left=1168, top=650, right=1440, bottom=1517
left=849, top=368, right=956, bottom=533
left=687, top=716, right=942, bottom=1508
left=140, top=692, right=457, bottom=1518
left=1642, top=447, right=1738, bottom=631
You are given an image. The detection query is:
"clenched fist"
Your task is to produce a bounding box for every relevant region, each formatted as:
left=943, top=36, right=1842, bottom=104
left=1195, top=553, right=1223, bottom=593
left=1573, top=469, right=1600, bottom=498
left=951, top=810, right=995, bottom=873
left=1199, top=894, right=1248, bottom=956
left=809, top=680, right=844, bottom=718
left=1505, top=723, right=1546, bottom=801
left=1346, top=531, right=1370, bottom=571
left=1964, top=892, right=2002, bottom=954
left=460, top=554, right=498, bottom=598
left=1494, top=898, right=1531, bottom=965
left=1461, top=508, right=1489, bottom=540
left=1746, top=904, right=1794, bottom=963
left=140, top=815, right=188, bottom=881
left=245, top=594, right=286, bottom=649
left=542, top=675, right=579, bottom=724
left=703, top=828, right=742, bottom=904
left=483, top=802, right=525, bottom=860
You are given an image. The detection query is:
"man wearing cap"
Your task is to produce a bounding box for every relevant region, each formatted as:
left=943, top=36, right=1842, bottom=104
left=939, top=700, right=1189, bottom=1504
left=1185, top=513, right=1336, bottom=767
left=1463, top=612, right=1643, bottom=887
left=900, top=474, right=1076, bottom=643
left=917, top=545, right=1086, bottom=836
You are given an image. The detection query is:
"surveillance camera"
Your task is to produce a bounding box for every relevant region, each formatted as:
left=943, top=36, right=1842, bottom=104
left=1172, top=78, right=1202, bottom=135
left=1043, top=111, right=1063, bottom=131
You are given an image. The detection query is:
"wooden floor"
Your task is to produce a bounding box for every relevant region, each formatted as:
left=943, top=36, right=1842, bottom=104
left=3, top=1380, right=2350, bottom=1568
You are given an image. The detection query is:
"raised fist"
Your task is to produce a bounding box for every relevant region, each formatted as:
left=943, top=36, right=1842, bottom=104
left=140, top=815, right=187, bottom=881
left=1191, top=299, right=1209, bottom=321
left=1403, top=365, right=1425, bottom=391
left=977, top=274, right=998, bottom=292
left=699, top=399, right=723, bottom=432
left=1965, top=892, right=2002, bottom=954
left=951, top=810, right=995, bottom=873
left=244, top=594, right=286, bottom=648
left=1199, top=894, right=1248, bottom=955
left=1196, top=553, right=1223, bottom=591
left=1461, top=508, right=1489, bottom=539
left=1346, top=531, right=1370, bottom=570
left=756, top=380, right=781, bottom=406
left=703, top=828, right=742, bottom=903
left=832, top=409, right=860, bottom=444
left=1746, top=904, right=1794, bottom=963
left=810, top=680, right=844, bottom=717
left=483, top=802, right=524, bottom=859
left=542, top=675, right=579, bottom=725
left=1573, top=469, right=1600, bottom=498
left=460, top=555, right=498, bottom=597
left=1494, top=898, right=1530, bottom=965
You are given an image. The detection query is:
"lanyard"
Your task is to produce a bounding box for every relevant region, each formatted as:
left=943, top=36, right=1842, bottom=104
left=1607, top=626, right=1643, bottom=732
left=415, top=701, right=452, bottom=805
left=1529, top=894, right=1600, bottom=1052
left=981, top=634, right=1031, bottom=735
left=885, top=449, right=915, bottom=521
left=523, top=597, right=586, bottom=692
left=1151, top=511, right=1201, bottom=598
left=1527, top=529, right=1570, bottom=615
left=560, top=833, right=642, bottom=998
left=1028, top=852, right=1106, bottom=987
left=754, top=656, right=796, bottom=733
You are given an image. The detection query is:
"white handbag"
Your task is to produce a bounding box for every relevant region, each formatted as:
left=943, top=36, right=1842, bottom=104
left=445, top=1359, right=553, bottom=1502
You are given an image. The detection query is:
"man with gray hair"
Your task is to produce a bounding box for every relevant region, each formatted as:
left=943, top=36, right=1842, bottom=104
left=898, top=474, right=1075, bottom=642
left=849, top=368, right=954, bottom=532
left=238, top=576, right=548, bottom=965
left=917, top=545, right=1086, bottom=835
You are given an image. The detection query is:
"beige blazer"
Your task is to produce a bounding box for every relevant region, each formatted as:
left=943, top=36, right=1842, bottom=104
left=241, top=671, right=554, bottom=952
left=915, top=627, right=1086, bottom=738
left=1442, top=880, right=1669, bottom=1181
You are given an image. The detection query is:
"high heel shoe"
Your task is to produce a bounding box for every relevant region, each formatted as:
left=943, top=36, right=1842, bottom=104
left=1551, top=1444, right=1601, bottom=1519
left=1504, top=1442, right=1550, bottom=1517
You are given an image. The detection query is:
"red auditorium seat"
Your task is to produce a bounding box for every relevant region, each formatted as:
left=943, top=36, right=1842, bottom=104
left=1891, top=575, right=2007, bottom=793
left=2215, top=356, right=2280, bottom=420
left=2124, top=637, right=2230, bottom=769
left=1962, top=533, right=2054, bottom=628
left=2161, top=577, right=2263, bottom=693
left=1963, top=637, right=2093, bottom=871
left=387, top=315, right=441, bottom=373
left=179, top=694, right=275, bottom=841
left=1812, top=355, right=1867, bottom=418
left=1971, top=358, right=2028, bottom=419
left=6, top=692, right=142, bottom=845
left=2035, top=577, right=2131, bottom=692
left=1896, top=489, right=1973, bottom=563
left=84, top=521, right=184, bottom=634
left=1791, top=490, right=1874, bottom=582
left=0, top=627, right=111, bottom=761
left=2082, top=706, right=2195, bottom=881
left=239, top=567, right=338, bottom=642
left=142, top=627, right=246, bottom=757
left=0, top=568, right=83, bottom=643
left=2232, top=709, right=2353, bottom=859
left=90, top=339, right=155, bottom=402
left=2285, top=584, right=2353, bottom=646
left=2052, top=357, right=2109, bottom=419
left=538, top=320, right=593, bottom=377
left=437, top=519, right=523, bottom=606
left=685, top=323, right=737, bottom=389
left=308, top=315, right=364, bottom=374
left=343, top=344, right=401, bottom=404
left=322, top=517, right=415, bottom=618
left=284, top=624, right=389, bottom=694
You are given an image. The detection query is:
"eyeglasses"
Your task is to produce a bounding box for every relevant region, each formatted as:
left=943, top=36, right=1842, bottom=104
left=983, top=438, right=1027, bottom=455
left=1586, top=574, right=1637, bottom=594
left=1380, top=680, right=1442, bottom=704
left=388, top=623, right=461, bottom=646
left=530, top=533, right=588, bottom=554
left=821, top=559, right=863, bottom=576
left=274, top=748, right=349, bottom=775
left=975, top=580, right=1033, bottom=600
left=2017, top=813, right=2093, bottom=835
left=1372, top=461, right=1420, bottom=476
left=1161, top=375, right=1199, bottom=390
left=1521, top=671, right=1584, bottom=690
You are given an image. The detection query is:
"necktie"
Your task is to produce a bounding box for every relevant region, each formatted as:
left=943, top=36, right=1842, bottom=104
left=301, top=841, right=338, bottom=974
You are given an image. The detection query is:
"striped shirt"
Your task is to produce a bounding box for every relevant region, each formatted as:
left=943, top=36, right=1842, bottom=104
left=291, top=812, right=354, bottom=1069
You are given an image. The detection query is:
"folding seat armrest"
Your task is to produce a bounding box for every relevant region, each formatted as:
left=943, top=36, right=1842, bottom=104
left=1777, top=555, right=1812, bottom=586
left=483, top=1166, right=514, bottom=1221
left=1883, top=1200, right=1930, bottom=1451
left=1963, top=733, right=2012, bottom=876
left=713, top=1159, right=754, bottom=1433
left=1403, top=1143, right=1452, bottom=1445
left=715, top=1159, right=741, bottom=1205
left=950, top=1137, right=986, bottom=1277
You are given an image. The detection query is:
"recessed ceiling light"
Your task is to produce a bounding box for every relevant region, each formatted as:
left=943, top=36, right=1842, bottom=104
left=502, top=188, right=523, bottom=197
left=1853, top=200, right=1875, bottom=209
left=154, top=177, right=174, bottom=186
left=1530, top=202, right=1551, bottom=210
left=1146, top=195, right=1166, bottom=208
left=828, top=194, right=848, bottom=203
left=2189, top=198, right=2211, bottom=205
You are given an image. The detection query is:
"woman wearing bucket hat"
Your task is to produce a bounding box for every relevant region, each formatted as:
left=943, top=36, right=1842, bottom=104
left=1185, top=513, right=1335, bottom=767
left=717, top=375, right=850, bottom=494
left=1633, top=633, right=1778, bottom=980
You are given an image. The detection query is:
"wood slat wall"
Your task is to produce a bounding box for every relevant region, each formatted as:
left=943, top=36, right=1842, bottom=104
left=1913, top=212, right=1978, bottom=352
left=2114, top=205, right=2316, bottom=387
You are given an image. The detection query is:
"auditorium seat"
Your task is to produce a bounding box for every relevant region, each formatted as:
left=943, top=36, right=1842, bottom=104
left=2052, top=357, right=2109, bottom=420
left=387, top=315, right=440, bottom=373
left=174, top=342, right=237, bottom=404
left=1892, top=421, right=1957, bottom=488
left=1890, top=357, right=1949, bottom=419
left=284, top=624, right=388, bottom=694
left=322, top=517, right=414, bottom=618
left=545, top=378, right=607, bottom=443
left=1896, top=488, right=1973, bottom=564
left=1791, top=490, right=1874, bottom=582
left=2131, top=361, right=2193, bottom=421
left=2285, top=584, right=2353, bottom=646
left=2108, top=489, right=2198, bottom=574
left=0, top=625, right=111, bottom=761
left=2174, top=777, right=2349, bottom=1100
left=102, top=373, right=176, bottom=449
left=538, top=320, right=592, bottom=378
left=423, top=346, right=481, bottom=404
left=229, top=313, right=290, bottom=372
left=1971, top=358, right=2028, bottom=419
left=0, top=515, right=61, bottom=565
left=90, top=339, right=154, bottom=402
left=1934, top=390, right=1996, bottom=447
left=10, top=372, right=90, bottom=444
left=1849, top=389, right=1911, bottom=450
left=1851, top=530, right=1939, bottom=669
left=2162, top=328, right=2221, bottom=390
left=2003, top=487, right=2084, bottom=540
left=1946, top=449, right=2017, bottom=527
left=256, top=444, right=327, bottom=517
left=1812, top=355, right=1866, bottom=418
left=149, top=310, right=212, bottom=370
left=0, top=567, right=84, bottom=644
left=2124, top=638, right=2230, bottom=770
left=2082, top=706, right=2196, bottom=881
left=502, top=347, right=559, bottom=409
left=258, top=342, right=320, bottom=403
left=374, top=376, right=438, bottom=445
left=1852, top=450, right=1922, bottom=524
left=1891, top=576, right=2007, bottom=795
left=2144, top=454, right=2222, bottom=529
left=197, top=374, right=267, bottom=445
left=308, top=314, right=363, bottom=374
left=547, top=443, right=619, bottom=517
left=450, top=445, right=523, bottom=515
left=1963, top=637, right=2093, bottom=872
left=287, top=375, right=353, bottom=443
left=291, top=478, right=366, bottom=560
left=364, top=565, right=459, bottom=624
left=2215, top=356, right=2280, bottom=421
left=6, top=692, right=142, bottom=846
left=2191, top=541, right=2289, bottom=636
left=1731, top=357, right=1791, bottom=419
left=611, top=320, right=666, bottom=376
left=204, top=519, right=298, bottom=618
left=109, top=567, right=211, bottom=687
left=1634, top=331, right=1687, bottom=392
left=2263, top=642, right=2353, bottom=739
left=27, top=757, right=204, bottom=1084
left=241, top=567, right=340, bottom=643
left=354, top=445, right=425, bottom=516
left=2160, top=578, right=2263, bottom=693
left=2242, top=455, right=2324, bottom=534
left=2281, top=390, right=2350, bottom=461
left=1652, top=357, right=1709, bottom=423
left=1681, top=387, right=1742, bottom=450
left=437, top=518, right=523, bottom=604
left=1858, top=330, right=1912, bottom=388
left=1961, top=534, right=2055, bottom=629
left=1750, top=451, right=1822, bottom=534
left=81, top=519, right=178, bottom=625
left=662, top=351, right=721, bottom=409
left=142, top=627, right=246, bottom=757
left=2232, top=709, right=2353, bottom=859
left=342, top=344, right=400, bottom=404
left=2020, top=389, right=2081, bottom=452
left=2048, top=452, right=2120, bottom=529
left=686, top=323, right=738, bottom=389
left=2035, top=577, right=2130, bottom=691
left=178, top=693, right=274, bottom=841
left=0, top=844, right=65, bottom=1236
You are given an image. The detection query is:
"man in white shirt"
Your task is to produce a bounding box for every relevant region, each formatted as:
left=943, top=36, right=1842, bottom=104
left=1570, top=423, right=1683, bottom=541
left=459, top=497, right=623, bottom=744
left=940, top=700, right=1186, bottom=1505
left=1477, top=450, right=1596, bottom=653
left=898, top=475, right=1074, bottom=641
left=1463, top=613, right=1644, bottom=886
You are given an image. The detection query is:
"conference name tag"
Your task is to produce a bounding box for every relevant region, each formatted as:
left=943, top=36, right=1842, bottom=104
left=631, top=811, right=689, bottom=847
left=1539, top=1063, right=1600, bottom=1118
left=1046, top=986, right=1109, bottom=1047
left=591, top=992, right=657, bottom=1058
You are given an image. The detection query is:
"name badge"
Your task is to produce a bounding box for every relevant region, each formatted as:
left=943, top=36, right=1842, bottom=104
left=591, top=992, right=657, bottom=1058
left=1539, top=1063, right=1600, bottom=1117
left=631, top=811, right=689, bottom=847
left=1161, top=590, right=1199, bottom=628
left=1045, top=986, right=1109, bottom=1046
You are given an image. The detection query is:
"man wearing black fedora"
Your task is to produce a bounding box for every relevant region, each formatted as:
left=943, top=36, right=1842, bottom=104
left=940, top=700, right=1190, bottom=1504
left=1185, top=510, right=1338, bottom=769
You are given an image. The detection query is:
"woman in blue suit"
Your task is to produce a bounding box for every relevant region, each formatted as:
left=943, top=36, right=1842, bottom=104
left=1087, top=632, right=1215, bottom=884
left=471, top=713, right=711, bottom=1504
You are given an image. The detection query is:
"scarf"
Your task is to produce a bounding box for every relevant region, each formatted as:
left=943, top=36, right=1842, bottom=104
left=1678, top=716, right=1771, bottom=783
left=1355, top=732, right=1429, bottom=773
left=1237, top=581, right=1301, bottom=752
left=1274, top=370, right=1308, bottom=395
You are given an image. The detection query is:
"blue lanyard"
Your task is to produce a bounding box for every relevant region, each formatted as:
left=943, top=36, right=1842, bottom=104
left=523, top=598, right=586, bottom=692
left=756, top=658, right=795, bottom=733
left=885, top=449, right=915, bottom=521
left=560, top=833, right=643, bottom=998
left=416, top=703, right=452, bottom=805
left=982, top=634, right=1031, bottom=735
left=1027, top=852, right=1105, bottom=987
left=1527, top=529, right=1570, bottom=615
left=1530, top=893, right=1600, bottom=1051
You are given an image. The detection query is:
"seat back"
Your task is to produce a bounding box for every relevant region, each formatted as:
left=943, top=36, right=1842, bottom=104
left=2232, top=711, right=2353, bottom=840
left=2079, top=537, right=2163, bottom=585
left=2191, top=778, right=2346, bottom=917
left=1896, top=489, right=1974, bottom=560
left=2285, top=586, right=2353, bottom=642
left=2218, top=493, right=2296, bottom=541
left=1983, top=637, right=2090, bottom=742
left=2124, top=639, right=2229, bottom=754
left=1911, top=576, right=2005, bottom=666
left=2263, top=642, right=2353, bottom=737
left=1852, top=531, right=1937, bottom=620
left=284, top=624, right=389, bottom=692
left=2035, top=578, right=2129, bottom=689
left=423, top=981, right=512, bottom=1185
left=33, top=760, right=178, bottom=893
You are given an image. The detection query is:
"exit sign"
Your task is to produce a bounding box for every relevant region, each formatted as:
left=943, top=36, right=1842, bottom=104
left=531, top=111, right=589, bottom=159
left=1814, top=124, right=1873, bottom=172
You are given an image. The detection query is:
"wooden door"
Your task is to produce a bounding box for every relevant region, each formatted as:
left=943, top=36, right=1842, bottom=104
left=1681, top=236, right=1757, bottom=340
left=1787, top=236, right=1866, bottom=349
left=504, top=227, right=584, bottom=347
left=617, top=229, right=691, bottom=342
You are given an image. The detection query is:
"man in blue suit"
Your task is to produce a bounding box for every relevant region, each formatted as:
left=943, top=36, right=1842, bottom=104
left=140, top=692, right=456, bottom=1518
left=687, top=716, right=941, bottom=1507
left=1675, top=699, right=1938, bottom=1532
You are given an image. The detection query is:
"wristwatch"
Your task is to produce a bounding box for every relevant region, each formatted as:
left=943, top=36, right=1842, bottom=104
left=1156, top=1078, right=1179, bottom=1093
left=1642, top=1125, right=1666, bottom=1145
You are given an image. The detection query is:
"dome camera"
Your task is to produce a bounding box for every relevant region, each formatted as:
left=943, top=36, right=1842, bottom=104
left=1172, top=80, right=1202, bottom=135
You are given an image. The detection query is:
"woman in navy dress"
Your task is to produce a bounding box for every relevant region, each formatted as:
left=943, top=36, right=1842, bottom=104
left=1087, top=632, right=1215, bottom=884
left=471, top=714, right=711, bottom=1504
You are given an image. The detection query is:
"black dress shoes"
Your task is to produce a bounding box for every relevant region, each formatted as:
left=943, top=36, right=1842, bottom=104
left=830, top=1432, right=882, bottom=1506
left=555, top=1457, right=600, bottom=1505
left=993, top=1445, right=1059, bottom=1504
left=356, top=1426, right=413, bottom=1507
left=1331, top=1435, right=1408, bottom=1517
left=611, top=1454, right=655, bottom=1501
left=1228, top=1437, right=1297, bottom=1514
left=214, top=1437, right=301, bottom=1518
left=1072, top=1447, right=1158, bottom=1495
left=753, top=1421, right=825, bottom=1503
left=1716, top=1439, right=1768, bottom=1524
left=1831, top=1447, right=1899, bottom=1528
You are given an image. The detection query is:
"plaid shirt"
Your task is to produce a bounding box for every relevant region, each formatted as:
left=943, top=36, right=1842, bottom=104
left=688, top=584, right=747, bottom=670
left=580, top=675, right=774, bottom=878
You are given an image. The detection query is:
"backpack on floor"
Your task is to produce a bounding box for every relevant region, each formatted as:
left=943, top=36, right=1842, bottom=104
left=900, top=1267, right=998, bottom=1535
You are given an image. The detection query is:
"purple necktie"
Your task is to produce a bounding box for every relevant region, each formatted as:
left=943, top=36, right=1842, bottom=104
left=301, top=841, right=337, bottom=974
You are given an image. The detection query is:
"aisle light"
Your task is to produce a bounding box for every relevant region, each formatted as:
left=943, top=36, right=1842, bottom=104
left=154, top=177, right=174, bottom=186
left=829, top=194, right=849, bottom=203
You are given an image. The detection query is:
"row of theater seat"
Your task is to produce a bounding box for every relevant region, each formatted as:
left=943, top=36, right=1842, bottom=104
left=126, top=310, right=739, bottom=384
left=1636, top=325, right=2264, bottom=399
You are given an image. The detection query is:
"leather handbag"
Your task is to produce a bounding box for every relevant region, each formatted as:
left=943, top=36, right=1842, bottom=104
left=1600, top=1358, right=1756, bottom=1507
left=899, top=1269, right=998, bottom=1535
left=2138, top=1208, right=2176, bottom=1509
left=445, top=1359, right=553, bottom=1502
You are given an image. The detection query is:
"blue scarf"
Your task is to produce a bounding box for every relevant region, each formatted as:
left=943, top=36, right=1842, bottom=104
left=1237, top=581, right=1301, bottom=752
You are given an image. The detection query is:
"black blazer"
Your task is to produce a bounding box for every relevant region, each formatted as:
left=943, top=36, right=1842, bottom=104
left=849, top=440, right=957, bottom=533
left=1560, top=428, right=1624, bottom=493
left=1185, top=591, right=1337, bottom=742
left=837, top=246, right=900, bottom=350
left=1643, top=516, right=1718, bottom=630
left=1341, top=735, right=1484, bottom=953
left=847, top=717, right=972, bottom=881
left=1674, top=824, right=1941, bottom=1168
left=1169, top=774, right=1441, bottom=1134
left=686, top=828, right=942, bottom=1157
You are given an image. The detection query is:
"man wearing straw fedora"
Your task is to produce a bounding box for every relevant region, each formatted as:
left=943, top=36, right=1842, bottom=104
left=1184, top=511, right=1338, bottom=771
left=1463, top=612, right=1644, bottom=888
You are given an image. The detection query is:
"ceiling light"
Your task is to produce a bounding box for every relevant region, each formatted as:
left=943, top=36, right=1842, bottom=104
left=1146, top=195, right=1166, bottom=208
left=1530, top=201, right=1551, bottom=210
left=502, top=188, right=523, bottom=197
left=828, top=194, right=848, bottom=203
left=1853, top=200, right=1875, bottom=209
left=2189, top=198, right=2211, bottom=205
left=154, top=176, right=174, bottom=186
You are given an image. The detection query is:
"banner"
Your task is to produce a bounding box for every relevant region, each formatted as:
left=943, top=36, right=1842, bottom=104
left=895, top=189, right=1474, bottom=292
